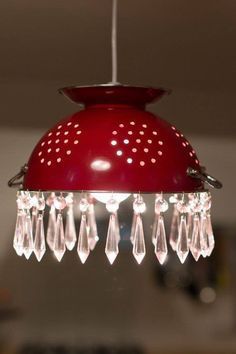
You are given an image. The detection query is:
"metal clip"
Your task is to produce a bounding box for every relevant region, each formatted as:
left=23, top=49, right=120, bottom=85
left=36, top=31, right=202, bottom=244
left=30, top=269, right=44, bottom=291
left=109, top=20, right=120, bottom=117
left=8, top=164, right=28, bottom=188
left=187, top=167, right=222, bottom=189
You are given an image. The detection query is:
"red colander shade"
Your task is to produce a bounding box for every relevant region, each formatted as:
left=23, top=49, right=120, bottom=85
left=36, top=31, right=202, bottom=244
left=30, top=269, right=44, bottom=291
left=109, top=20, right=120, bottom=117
left=23, top=85, right=204, bottom=193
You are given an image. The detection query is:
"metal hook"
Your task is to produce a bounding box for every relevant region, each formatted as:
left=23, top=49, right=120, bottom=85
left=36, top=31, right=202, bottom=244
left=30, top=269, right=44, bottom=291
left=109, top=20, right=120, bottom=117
left=8, top=164, right=28, bottom=188
left=187, top=167, right=223, bottom=189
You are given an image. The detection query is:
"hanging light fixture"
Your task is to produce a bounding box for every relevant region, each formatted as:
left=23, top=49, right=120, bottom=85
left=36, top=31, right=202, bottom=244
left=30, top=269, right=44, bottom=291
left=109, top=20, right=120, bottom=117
left=8, top=0, right=222, bottom=265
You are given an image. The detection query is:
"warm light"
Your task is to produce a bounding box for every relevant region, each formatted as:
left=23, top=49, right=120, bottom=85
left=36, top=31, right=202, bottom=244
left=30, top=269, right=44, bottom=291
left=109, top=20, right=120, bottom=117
left=91, top=192, right=131, bottom=204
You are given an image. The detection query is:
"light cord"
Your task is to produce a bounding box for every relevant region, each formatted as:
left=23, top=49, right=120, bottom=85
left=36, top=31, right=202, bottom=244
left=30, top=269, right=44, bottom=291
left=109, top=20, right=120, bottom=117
left=111, top=0, right=118, bottom=85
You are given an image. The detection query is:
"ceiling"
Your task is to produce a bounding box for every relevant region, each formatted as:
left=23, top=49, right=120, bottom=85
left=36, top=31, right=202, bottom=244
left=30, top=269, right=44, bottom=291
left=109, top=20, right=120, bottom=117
left=0, top=0, right=235, bottom=135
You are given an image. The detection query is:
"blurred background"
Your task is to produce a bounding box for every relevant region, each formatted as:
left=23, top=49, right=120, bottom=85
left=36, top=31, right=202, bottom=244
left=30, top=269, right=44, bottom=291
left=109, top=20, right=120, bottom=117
left=0, top=0, right=236, bottom=353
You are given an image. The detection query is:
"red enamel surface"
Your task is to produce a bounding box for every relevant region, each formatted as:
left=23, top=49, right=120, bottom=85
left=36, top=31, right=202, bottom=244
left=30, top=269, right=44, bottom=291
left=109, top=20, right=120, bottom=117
left=23, top=85, right=204, bottom=193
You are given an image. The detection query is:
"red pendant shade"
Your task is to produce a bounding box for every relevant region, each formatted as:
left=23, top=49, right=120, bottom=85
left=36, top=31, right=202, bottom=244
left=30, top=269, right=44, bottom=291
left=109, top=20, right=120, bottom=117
left=23, top=85, right=204, bottom=193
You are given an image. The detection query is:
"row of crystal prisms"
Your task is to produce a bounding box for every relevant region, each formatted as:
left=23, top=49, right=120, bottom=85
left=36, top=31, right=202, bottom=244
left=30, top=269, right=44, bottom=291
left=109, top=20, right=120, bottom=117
left=13, top=191, right=215, bottom=264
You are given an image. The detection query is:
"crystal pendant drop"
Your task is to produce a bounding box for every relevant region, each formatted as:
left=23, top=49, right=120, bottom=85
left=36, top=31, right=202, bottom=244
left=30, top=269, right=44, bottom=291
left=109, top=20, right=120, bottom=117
left=176, top=215, right=189, bottom=264
left=34, top=213, right=46, bottom=262
left=46, top=205, right=57, bottom=251
left=65, top=205, right=77, bottom=251
left=154, top=215, right=168, bottom=265
left=130, top=213, right=137, bottom=244
left=31, top=207, right=38, bottom=238
left=206, top=213, right=215, bottom=256
left=132, top=214, right=146, bottom=264
left=87, top=203, right=99, bottom=251
left=190, top=214, right=201, bottom=261
left=22, top=211, right=34, bottom=259
left=77, top=214, right=90, bottom=264
left=200, top=213, right=209, bottom=258
left=105, top=213, right=119, bottom=264
left=53, top=213, right=66, bottom=262
left=169, top=205, right=179, bottom=251
left=115, top=211, right=121, bottom=243
left=13, top=210, right=25, bottom=256
left=151, top=213, right=158, bottom=246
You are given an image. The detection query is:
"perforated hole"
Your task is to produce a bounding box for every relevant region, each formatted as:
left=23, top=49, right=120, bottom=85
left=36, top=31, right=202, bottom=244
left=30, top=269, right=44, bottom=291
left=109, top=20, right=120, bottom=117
left=38, top=151, right=42, bottom=156
left=111, top=140, right=117, bottom=146
left=147, top=139, right=152, bottom=144
left=130, top=121, right=135, bottom=125
left=195, top=159, right=199, bottom=164
left=66, top=150, right=71, bottom=155
left=132, top=148, right=137, bottom=153
left=151, top=158, right=156, bottom=163
left=158, top=151, right=163, bottom=156
left=40, top=158, right=44, bottom=163
left=144, top=148, right=149, bottom=153
left=76, top=130, right=82, bottom=135
left=56, top=148, right=60, bottom=153
left=119, top=124, right=124, bottom=128
left=55, top=139, right=60, bottom=144
left=171, top=126, right=176, bottom=131
left=175, top=133, right=180, bottom=138
left=67, top=122, right=72, bottom=126
left=128, top=131, right=133, bottom=135
left=47, top=148, right=52, bottom=153
left=74, top=140, right=79, bottom=145
left=136, top=139, right=141, bottom=144
left=189, top=152, right=193, bottom=157
left=48, top=132, right=52, bottom=137
left=139, top=131, right=144, bottom=135
left=48, top=140, right=52, bottom=145
left=64, top=139, right=68, bottom=144
left=56, top=132, right=60, bottom=136
left=142, top=124, right=147, bottom=128
left=112, top=130, right=118, bottom=135
left=47, top=161, right=51, bottom=166
left=127, top=158, right=133, bottom=164
left=153, top=131, right=157, bottom=135
left=57, top=158, right=61, bottom=163
left=41, top=142, right=45, bottom=147
left=182, top=142, right=186, bottom=147
left=64, top=131, right=69, bottom=135
left=124, top=139, right=129, bottom=144
left=116, top=150, right=123, bottom=156
left=158, top=141, right=163, bottom=145
left=140, top=161, right=145, bottom=166
left=58, top=125, right=62, bottom=130
left=74, top=124, right=79, bottom=128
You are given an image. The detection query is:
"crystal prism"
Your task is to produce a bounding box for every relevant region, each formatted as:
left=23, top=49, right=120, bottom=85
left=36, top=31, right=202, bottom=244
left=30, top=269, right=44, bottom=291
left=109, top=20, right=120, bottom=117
left=46, top=205, right=56, bottom=251
left=151, top=213, right=158, bottom=246
left=77, top=214, right=90, bottom=264
left=130, top=213, right=137, bottom=244
left=190, top=214, right=201, bottom=261
left=87, top=203, right=99, bottom=250
left=34, top=213, right=46, bottom=262
left=22, top=211, right=34, bottom=259
left=154, top=215, right=168, bottom=265
left=31, top=207, right=38, bottom=238
left=200, top=213, right=208, bottom=258
left=206, top=213, right=215, bottom=256
left=53, top=213, right=66, bottom=262
left=105, top=214, right=119, bottom=264
left=65, top=206, right=77, bottom=251
left=132, top=214, right=146, bottom=264
left=169, top=205, right=179, bottom=251
left=176, top=215, right=189, bottom=264
left=13, top=210, right=25, bottom=256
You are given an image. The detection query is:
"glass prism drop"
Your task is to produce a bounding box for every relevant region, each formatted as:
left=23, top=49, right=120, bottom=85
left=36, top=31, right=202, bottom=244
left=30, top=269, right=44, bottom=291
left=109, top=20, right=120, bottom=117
left=13, top=210, right=25, bottom=256
left=169, top=205, right=179, bottom=251
left=65, top=206, right=77, bottom=251
left=46, top=205, right=56, bottom=251
left=54, top=213, right=66, bottom=262
left=31, top=207, right=38, bottom=238
left=34, top=213, right=46, bottom=262
left=132, top=214, right=146, bottom=264
left=22, top=211, right=34, bottom=259
left=152, top=213, right=158, bottom=246
left=105, top=214, right=119, bottom=265
left=190, top=214, right=201, bottom=261
left=206, top=213, right=215, bottom=256
left=176, top=215, right=189, bottom=264
left=154, top=215, right=168, bottom=265
left=130, top=213, right=138, bottom=244
left=77, top=214, right=90, bottom=264
left=87, top=203, right=99, bottom=251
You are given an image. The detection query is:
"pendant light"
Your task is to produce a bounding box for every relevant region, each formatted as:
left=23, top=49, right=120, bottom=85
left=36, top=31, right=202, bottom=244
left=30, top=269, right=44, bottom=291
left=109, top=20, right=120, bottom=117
left=8, top=0, right=222, bottom=265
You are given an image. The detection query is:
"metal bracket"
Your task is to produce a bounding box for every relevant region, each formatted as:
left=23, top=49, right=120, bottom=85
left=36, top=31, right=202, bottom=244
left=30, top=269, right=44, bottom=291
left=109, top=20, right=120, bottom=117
left=187, top=167, right=223, bottom=189
left=8, top=164, right=28, bottom=189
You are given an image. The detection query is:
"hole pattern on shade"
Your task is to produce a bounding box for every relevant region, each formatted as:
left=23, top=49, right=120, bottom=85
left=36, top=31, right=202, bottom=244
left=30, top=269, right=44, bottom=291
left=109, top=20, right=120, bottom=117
left=37, top=119, right=83, bottom=166
left=171, top=125, right=199, bottom=165
left=110, top=121, right=165, bottom=165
